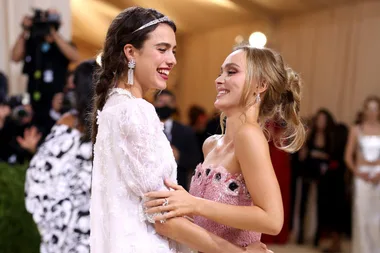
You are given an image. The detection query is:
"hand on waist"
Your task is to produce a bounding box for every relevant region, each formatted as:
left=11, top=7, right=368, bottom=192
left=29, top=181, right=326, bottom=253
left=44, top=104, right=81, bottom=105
left=358, top=159, right=380, bottom=167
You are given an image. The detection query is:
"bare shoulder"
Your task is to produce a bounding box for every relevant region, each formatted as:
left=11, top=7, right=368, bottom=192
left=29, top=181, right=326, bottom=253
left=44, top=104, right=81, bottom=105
left=234, top=123, right=267, bottom=146
left=202, top=134, right=222, bottom=157
left=57, top=112, right=77, bottom=128
left=349, top=125, right=360, bottom=136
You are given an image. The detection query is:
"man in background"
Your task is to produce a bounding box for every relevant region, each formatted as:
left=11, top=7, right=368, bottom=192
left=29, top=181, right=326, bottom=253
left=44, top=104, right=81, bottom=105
left=154, top=90, right=202, bottom=190
left=11, top=9, right=79, bottom=135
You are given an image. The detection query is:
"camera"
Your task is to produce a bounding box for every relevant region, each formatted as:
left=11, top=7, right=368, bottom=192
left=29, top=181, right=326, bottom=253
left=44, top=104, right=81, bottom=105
left=4, top=94, right=32, bottom=125
left=29, top=8, right=61, bottom=39
left=12, top=105, right=31, bottom=123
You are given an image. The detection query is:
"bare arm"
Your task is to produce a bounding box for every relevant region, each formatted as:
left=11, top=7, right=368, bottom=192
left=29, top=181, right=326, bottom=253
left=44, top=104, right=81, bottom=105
left=195, top=125, right=283, bottom=235
left=146, top=128, right=284, bottom=235
left=112, top=107, right=255, bottom=253
left=11, top=31, right=28, bottom=62
left=51, top=29, right=80, bottom=62
left=11, top=16, right=33, bottom=62
left=144, top=135, right=268, bottom=252
left=344, top=125, right=358, bottom=174
left=146, top=130, right=283, bottom=234
left=154, top=217, right=246, bottom=253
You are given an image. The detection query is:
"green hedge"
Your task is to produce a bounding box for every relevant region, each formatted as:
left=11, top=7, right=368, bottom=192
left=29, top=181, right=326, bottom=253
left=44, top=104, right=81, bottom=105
left=0, top=162, right=40, bottom=253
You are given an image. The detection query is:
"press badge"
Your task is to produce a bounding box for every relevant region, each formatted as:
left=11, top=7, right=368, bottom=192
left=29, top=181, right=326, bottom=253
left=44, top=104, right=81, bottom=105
left=43, top=70, right=54, bottom=83
left=41, top=42, right=51, bottom=53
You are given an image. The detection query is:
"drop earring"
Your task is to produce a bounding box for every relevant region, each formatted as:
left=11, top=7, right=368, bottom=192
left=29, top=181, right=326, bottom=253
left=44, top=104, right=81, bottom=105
left=256, top=93, right=261, bottom=104
left=127, top=59, right=135, bottom=85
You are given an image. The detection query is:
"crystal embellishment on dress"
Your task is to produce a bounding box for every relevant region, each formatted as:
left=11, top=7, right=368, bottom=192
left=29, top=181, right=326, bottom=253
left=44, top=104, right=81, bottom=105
left=189, top=164, right=261, bottom=247
left=228, top=182, right=239, bottom=191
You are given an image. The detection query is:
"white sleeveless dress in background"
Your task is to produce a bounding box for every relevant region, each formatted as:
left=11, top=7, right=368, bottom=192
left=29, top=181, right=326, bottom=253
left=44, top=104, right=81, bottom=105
left=352, top=131, right=380, bottom=253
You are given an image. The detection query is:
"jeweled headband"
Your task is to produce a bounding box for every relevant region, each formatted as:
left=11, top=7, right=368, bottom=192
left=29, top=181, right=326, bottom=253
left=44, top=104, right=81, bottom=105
left=132, top=16, right=170, bottom=34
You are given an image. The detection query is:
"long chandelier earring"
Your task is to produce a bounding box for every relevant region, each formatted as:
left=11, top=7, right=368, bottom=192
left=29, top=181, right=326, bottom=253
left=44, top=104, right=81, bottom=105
left=127, top=59, right=135, bottom=85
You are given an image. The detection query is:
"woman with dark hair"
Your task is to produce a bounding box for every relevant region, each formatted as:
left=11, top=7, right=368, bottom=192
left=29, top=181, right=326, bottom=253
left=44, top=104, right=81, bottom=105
left=144, top=45, right=306, bottom=249
left=90, top=6, right=268, bottom=253
left=320, top=123, right=349, bottom=252
left=345, top=96, right=380, bottom=253
left=297, top=109, right=335, bottom=246
left=24, top=60, right=96, bottom=253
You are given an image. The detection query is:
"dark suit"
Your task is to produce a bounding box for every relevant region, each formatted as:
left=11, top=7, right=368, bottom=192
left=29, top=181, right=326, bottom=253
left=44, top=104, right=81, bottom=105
left=169, top=120, right=202, bottom=190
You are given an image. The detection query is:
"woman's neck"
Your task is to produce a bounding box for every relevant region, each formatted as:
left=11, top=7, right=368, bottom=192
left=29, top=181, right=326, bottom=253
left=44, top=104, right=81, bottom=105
left=116, top=80, right=145, bottom=98
left=224, top=106, right=259, bottom=142
left=364, top=118, right=380, bottom=125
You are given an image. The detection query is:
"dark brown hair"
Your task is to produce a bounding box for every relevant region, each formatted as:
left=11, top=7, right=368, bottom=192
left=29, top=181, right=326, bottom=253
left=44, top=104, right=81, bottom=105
left=73, top=60, right=97, bottom=142
left=91, top=7, right=176, bottom=143
left=307, top=108, right=336, bottom=155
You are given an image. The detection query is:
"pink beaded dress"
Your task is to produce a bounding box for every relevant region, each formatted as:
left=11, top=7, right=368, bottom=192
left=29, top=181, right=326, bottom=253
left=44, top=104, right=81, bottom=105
left=189, top=163, right=261, bottom=249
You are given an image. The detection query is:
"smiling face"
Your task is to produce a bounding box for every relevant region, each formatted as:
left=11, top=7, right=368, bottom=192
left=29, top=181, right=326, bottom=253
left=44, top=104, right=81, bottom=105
left=126, top=23, right=177, bottom=92
left=214, top=49, right=247, bottom=114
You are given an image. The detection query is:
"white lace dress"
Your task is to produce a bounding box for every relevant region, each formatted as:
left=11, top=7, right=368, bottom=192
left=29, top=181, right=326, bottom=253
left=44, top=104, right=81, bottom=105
left=90, top=88, right=189, bottom=253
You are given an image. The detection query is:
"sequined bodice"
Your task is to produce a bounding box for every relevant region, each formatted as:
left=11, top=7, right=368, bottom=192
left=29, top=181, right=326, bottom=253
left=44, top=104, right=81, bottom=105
left=358, top=135, right=380, bottom=162
left=189, top=164, right=261, bottom=247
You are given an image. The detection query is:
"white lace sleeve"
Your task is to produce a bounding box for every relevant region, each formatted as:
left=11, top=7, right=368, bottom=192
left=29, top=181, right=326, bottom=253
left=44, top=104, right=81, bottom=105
left=104, top=100, right=177, bottom=223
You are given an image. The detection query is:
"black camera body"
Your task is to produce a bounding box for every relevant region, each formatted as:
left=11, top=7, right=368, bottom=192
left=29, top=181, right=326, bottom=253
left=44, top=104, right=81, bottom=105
left=29, top=8, right=61, bottom=39
left=4, top=95, right=31, bottom=125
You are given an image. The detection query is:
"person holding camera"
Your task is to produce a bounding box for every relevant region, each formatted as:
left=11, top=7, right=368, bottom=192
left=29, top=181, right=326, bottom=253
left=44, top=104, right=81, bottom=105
left=11, top=9, right=79, bottom=136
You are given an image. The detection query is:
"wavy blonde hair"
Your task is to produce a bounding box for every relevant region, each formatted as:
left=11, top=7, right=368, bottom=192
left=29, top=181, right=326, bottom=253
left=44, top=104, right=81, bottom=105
left=220, top=45, right=306, bottom=153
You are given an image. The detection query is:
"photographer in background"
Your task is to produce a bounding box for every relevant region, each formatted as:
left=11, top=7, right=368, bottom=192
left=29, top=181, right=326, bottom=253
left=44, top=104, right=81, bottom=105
left=11, top=8, right=79, bottom=136
left=0, top=95, right=39, bottom=164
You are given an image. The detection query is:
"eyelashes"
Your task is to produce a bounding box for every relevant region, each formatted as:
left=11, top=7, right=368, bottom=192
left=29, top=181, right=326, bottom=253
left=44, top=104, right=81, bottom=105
left=158, top=48, right=176, bottom=56
left=218, top=70, right=237, bottom=77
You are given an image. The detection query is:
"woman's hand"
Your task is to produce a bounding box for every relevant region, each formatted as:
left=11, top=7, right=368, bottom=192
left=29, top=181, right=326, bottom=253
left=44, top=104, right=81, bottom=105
left=355, top=171, right=372, bottom=182
left=310, top=150, right=328, bottom=160
left=370, top=173, right=380, bottom=185
left=16, top=126, right=42, bottom=154
left=245, top=242, right=273, bottom=253
left=144, top=179, right=199, bottom=221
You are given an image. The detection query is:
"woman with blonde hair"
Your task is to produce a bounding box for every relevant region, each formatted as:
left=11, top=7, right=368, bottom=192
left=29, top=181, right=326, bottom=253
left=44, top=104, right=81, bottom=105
left=90, top=7, right=272, bottom=253
left=145, top=45, right=306, bottom=249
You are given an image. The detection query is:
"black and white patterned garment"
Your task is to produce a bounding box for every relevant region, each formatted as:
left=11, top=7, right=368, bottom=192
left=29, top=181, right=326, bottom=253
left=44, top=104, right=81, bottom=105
left=25, top=124, right=92, bottom=253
